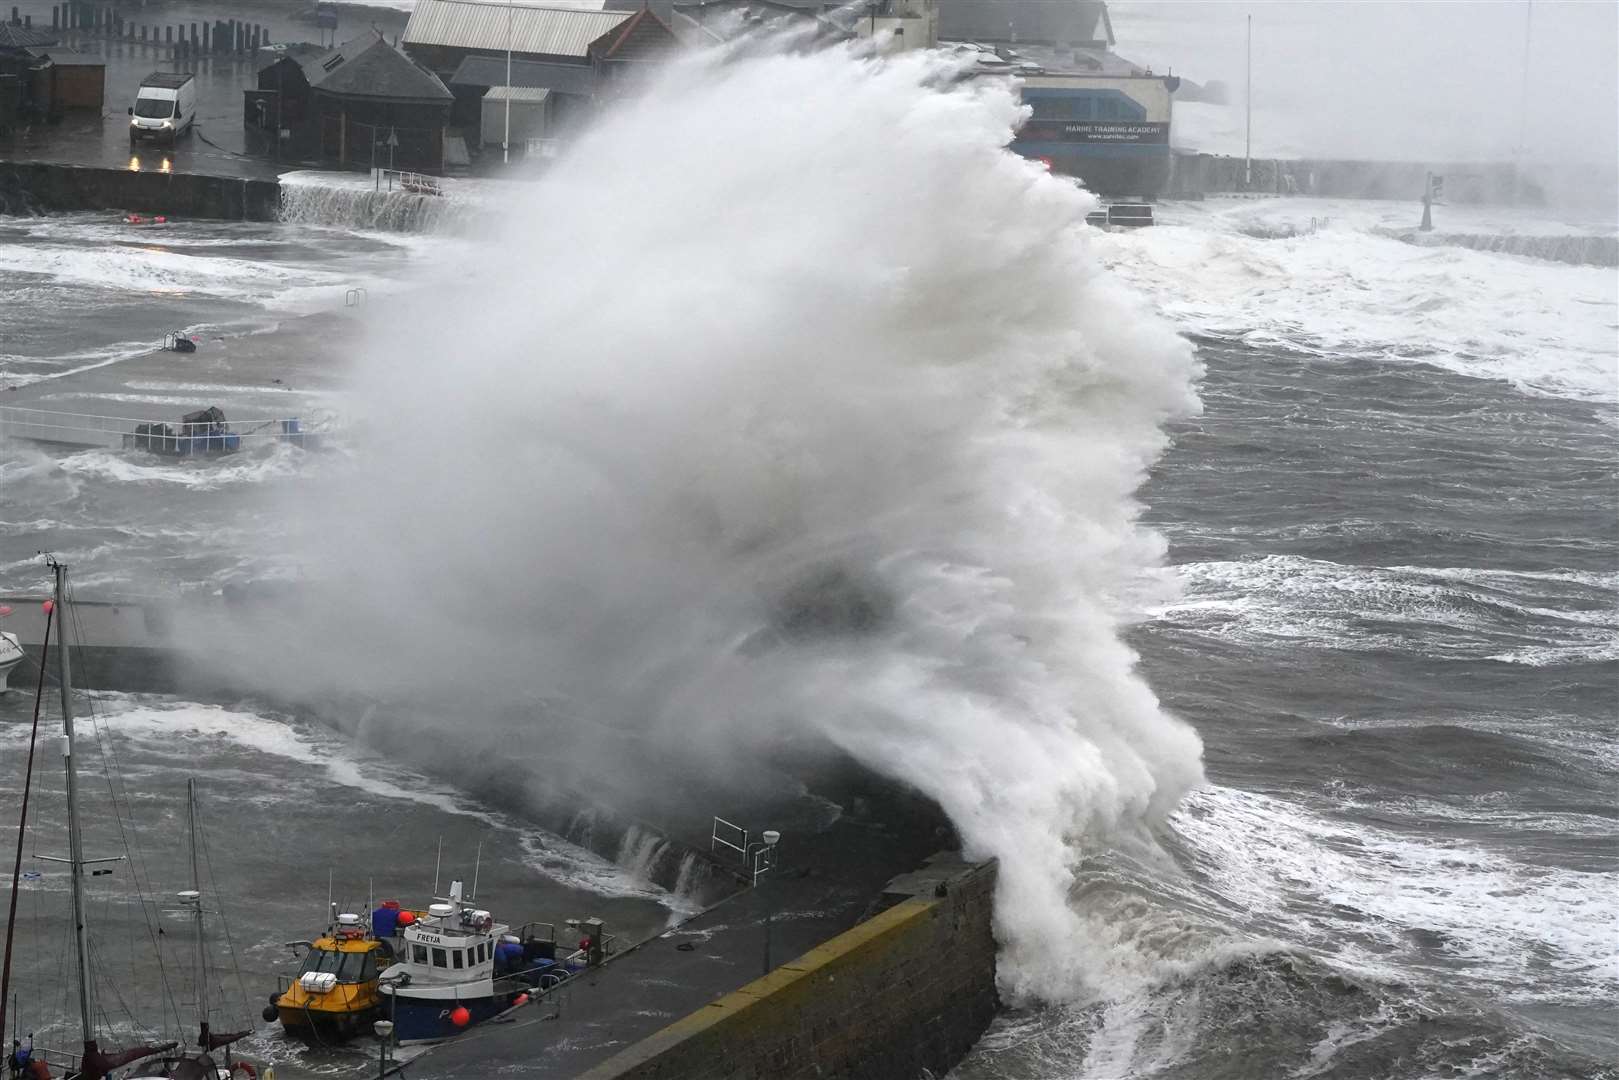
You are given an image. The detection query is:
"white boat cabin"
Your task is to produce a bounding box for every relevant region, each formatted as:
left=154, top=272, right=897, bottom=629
left=384, top=902, right=509, bottom=987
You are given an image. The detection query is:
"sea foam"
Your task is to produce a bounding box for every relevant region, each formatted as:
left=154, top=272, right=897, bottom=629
left=258, top=41, right=1206, bottom=1003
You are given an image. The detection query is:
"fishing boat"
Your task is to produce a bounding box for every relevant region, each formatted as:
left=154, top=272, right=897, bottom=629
left=268, top=912, right=390, bottom=1042
left=377, top=875, right=591, bottom=1045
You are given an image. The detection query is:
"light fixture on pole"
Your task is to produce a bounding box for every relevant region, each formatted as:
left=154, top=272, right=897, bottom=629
left=373, top=1018, right=394, bottom=1078
left=760, top=830, right=780, bottom=976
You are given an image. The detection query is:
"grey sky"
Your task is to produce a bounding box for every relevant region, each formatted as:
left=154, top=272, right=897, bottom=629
left=1107, top=1, right=1618, bottom=171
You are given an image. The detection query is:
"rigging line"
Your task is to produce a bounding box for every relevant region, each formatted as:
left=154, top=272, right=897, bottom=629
left=82, top=700, right=183, bottom=1045
left=194, top=791, right=253, bottom=1031
left=58, top=625, right=179, bottom=1051
left=66, top=592, right=183, bottom=1040
left=1, top=596, right=55, bottom=1042
left=88, top=935, right=159, bottom=1043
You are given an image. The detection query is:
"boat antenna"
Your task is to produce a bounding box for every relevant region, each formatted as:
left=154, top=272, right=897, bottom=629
left=432, top=836, right=443, bottom=898
left=0, top=589, right=56, bottom=1042
left=327, top=869, right=334, bottom=933
left=470, top=840, right=482, bottom=903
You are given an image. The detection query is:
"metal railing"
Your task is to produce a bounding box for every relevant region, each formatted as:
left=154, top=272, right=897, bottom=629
left=374, top=169, right=443, bottom=197
left=23, top=1046, right=81, bottom=1074
left=0, top=406, right=333, bottom=452
left=710, top=816, right=748, bottom=862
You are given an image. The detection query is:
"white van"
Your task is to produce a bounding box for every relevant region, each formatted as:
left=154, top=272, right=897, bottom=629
left=129, top=72, right=197, bottom=145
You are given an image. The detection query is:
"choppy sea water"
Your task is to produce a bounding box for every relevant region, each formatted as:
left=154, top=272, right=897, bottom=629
left=0, top=181, right=1614, bottom=1080
left=952, top=206, right=1618, bottom=1078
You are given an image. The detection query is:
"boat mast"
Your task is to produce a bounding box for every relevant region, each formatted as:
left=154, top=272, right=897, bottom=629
left=52, top=559, right=97, bottom=1050
left=187, top=779, right=209, bottom=1049
left=0, top=590, right=57, bottom=1042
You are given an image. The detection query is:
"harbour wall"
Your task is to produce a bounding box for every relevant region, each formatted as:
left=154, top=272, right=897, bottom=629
left=0, top=160, right=279, bottom=218
left=1170, top=154, right=1527, bottom=204
left=578, top=854, right=999, bottom=1080
left=0, top=593, right=750, bottom=909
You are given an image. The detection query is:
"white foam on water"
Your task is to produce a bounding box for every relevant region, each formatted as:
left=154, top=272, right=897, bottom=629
left=274, top=39, right=1206, bottom=1006
left=0, top=341, right=158, bottom=387
left=515, top=831, right=675, bottom=907
left=1169, top=785, right=1619, bottom=1004
left=84, top=694, right=508, bottom=829
left=0, top=242, right=356, bottom=311
left=1153, top=554, right=1619, bottom=663
left=1093, top=200, right=1619, bottom=405
left=123, top=379, right=312, bottom=396
left=57, top=442, right=308, bottom=490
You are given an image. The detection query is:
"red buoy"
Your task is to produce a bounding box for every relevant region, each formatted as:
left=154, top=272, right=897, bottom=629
left=41, top=600, right=54, bottom=614
left=154, top=215, right=168, bottom=224
left=397, top=911, right=416, bottom=926
left=0, top=605, right=12, bottom=617
left=513, top=993, right=529, bottom=1007
left=449, top=1006, right=471, bottom=1028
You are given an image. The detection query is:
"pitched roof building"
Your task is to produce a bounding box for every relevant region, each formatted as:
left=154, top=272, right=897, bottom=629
left=249, top=33, right=454, bottom=172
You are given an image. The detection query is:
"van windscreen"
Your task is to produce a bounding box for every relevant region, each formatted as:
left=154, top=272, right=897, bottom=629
left=134, top=96, right=173, bottom=118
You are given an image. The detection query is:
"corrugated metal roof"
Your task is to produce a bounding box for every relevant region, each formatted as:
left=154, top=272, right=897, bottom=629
left=0, top=23, right=59, bottom=48
left=404, top=0, right=631, bottom=59
left=483, top=85, right=551, bottom=101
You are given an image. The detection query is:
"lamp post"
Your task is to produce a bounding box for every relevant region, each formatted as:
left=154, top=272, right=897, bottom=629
left=760, top=829, right=780, bottom=976
left=503, top=0, right=512, bottom=164
left=1244, top=12, right=1252, bottom=189
left=372, top=1018, right=394, bottom=1078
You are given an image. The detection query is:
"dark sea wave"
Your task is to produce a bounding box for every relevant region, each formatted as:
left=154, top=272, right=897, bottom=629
left=966, top=337, right=1617, bottom=1078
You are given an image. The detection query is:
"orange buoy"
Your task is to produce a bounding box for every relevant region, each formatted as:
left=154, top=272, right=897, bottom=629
left=397, top=911, right=416, bottom=926
left=449, top=1006, right=471, bottom=1028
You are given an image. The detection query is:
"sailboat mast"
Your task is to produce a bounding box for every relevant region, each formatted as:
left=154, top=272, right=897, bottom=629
left=0, top=592, right=56, bottom=1043
left=54, top=561, right=96, bottom=1045
left=187, top=779, right=208, bottom=1047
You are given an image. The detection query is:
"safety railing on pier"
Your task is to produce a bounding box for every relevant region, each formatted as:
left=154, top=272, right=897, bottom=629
left=374, top=169, right=443, bottom=197
left=0, top=405, right=334, bottom=451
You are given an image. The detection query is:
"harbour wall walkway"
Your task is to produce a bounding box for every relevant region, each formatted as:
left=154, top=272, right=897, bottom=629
left=0, top=159, right=279, bottom=218
left=577, top=855, right=999, bottom=1080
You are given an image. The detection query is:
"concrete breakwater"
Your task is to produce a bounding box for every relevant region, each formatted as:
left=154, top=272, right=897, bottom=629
left=0, top=160, right=462, bottom=228
left=580, top=854, right=999, bottom=1080
left=0, top=159, right=279, bottom=218
left=0, top=593, right=750, bottom=908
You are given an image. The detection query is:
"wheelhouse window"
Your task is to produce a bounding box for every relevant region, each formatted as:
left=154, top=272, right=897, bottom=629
left=412, top=944, right=428, bottom=965
left=452, top=950, right=464, bottom=970
left=298, top=948, right=368, bottom=983
left=432, top=948, right=447, bottom=968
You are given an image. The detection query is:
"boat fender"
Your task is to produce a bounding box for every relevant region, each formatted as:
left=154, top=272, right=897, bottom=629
left=230, top=1063, right=258, bottom=1080
left=261, top=1005, right=278, bottom=1022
